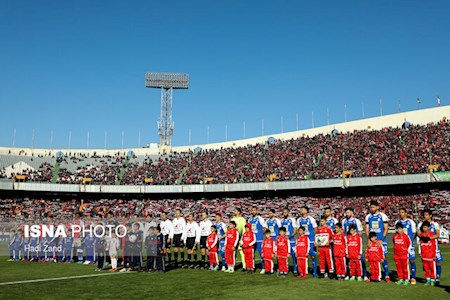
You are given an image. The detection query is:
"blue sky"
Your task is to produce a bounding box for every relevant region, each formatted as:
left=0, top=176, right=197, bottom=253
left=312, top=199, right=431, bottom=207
left=1, top=0, right=449, bottom=149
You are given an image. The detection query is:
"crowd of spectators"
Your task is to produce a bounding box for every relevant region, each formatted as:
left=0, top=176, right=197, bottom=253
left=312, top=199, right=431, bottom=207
left=1, top=121, right=449, bottom=185
left=181, top=134, right=326, bottom=184
left=56, top=155, right=126, bottom=185
left=314, top=122, right=450, bottom=179
left=121, top=154, right=190, bottom=185
left=19, top=163, right=54, bottom=182
left=1, top=191, right=448, bottom=232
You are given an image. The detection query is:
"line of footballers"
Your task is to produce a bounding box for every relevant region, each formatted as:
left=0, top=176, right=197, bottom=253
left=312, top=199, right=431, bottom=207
left=6, top=200, right=444, bottom=286
left=160, top=201, right=443, bottom=286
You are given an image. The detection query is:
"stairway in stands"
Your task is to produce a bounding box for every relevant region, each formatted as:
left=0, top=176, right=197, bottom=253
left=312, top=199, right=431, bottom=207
left=115, top=156, right=131, bottom=185
left=51, top=161, right=60, bottom=183
left=305, top=153, right=324, bottom=180
left=175, top=165, right=189, bottom=185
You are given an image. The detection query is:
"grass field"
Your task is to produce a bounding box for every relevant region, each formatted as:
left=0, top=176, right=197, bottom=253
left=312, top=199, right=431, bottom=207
left=0, top=245, right=449, bottom=299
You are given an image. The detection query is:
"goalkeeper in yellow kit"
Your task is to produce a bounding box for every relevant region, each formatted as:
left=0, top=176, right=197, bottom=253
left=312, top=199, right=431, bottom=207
left=231, top=207, right=247, bottom=271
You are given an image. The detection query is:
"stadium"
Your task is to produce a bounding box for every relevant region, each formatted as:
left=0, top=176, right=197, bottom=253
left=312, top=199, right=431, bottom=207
left=1, top=105, right=450, bottom=298
left=1, top=1, right=450, bottom=300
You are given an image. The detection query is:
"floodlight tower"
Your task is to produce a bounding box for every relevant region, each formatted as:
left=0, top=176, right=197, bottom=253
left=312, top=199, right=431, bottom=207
left=145, top=72, right=189, bottom=147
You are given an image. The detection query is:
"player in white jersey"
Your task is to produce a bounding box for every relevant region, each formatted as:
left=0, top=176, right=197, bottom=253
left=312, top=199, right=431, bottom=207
left=172, top=209, right=186, bottom=268
left=108, top=232, right=120, bottom=272
left=183, top=213, right=200, bottom=268
left=143, top=215, right=157, bottom=241
left=199, top=212, right=213, bottom=269
left=160, top=212, right=174, bottom=268
left=133, top=214, right=144, bottom=232
left=418, top=209, right=443, bottom=285
left=395, top=208, right=417, bottom=284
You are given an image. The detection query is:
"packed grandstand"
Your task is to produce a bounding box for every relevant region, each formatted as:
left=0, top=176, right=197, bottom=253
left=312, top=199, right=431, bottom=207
left=0, top=120, right=449, bottom=185
left=0, top=191, right=449, bottom=227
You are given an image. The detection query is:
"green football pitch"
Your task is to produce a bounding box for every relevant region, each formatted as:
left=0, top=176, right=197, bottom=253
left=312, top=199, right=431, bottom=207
left=0, top=245, right=449, bottom=300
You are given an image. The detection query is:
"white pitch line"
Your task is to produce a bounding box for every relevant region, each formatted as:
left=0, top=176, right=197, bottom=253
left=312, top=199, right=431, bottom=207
left=0, top=272, right=129, bottom=286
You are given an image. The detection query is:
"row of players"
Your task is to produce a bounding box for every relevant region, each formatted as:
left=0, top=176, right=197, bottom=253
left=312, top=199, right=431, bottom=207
left=7, top=201, right=443, bottom=285
left=206, top=218, right=438, bottom=286
left=155, top=201, right=443, bottom=285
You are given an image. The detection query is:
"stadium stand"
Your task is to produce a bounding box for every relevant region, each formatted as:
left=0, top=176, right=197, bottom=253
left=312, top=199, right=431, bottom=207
left=1, top=191, right=448, bottom=228
left=1, top=121, right=449, bottom=185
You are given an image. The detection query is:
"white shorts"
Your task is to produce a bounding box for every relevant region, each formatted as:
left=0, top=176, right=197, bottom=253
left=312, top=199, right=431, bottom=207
left=109, top=251, right=118, bottom=256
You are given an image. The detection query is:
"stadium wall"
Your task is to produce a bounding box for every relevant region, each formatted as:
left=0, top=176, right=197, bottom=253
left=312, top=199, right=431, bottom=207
left=0, top=173, right=437, bottom=194
left=0, top=106, right=448, bottom=156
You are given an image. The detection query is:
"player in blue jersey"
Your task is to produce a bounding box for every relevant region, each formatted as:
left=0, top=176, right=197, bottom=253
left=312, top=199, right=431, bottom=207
left=29, top=235, right=40, bottom=261
left=83, top=233, right=96, bottom=263
left=297, top=206, right=318, bottom=277
left=365, top=201, right=390, bottom=282
left=56, top=237, right=64, bottom=262
left=47, top=234, right=58, bottom=262
left=22, top=234, right=30, bottom=261
left=40, top=235, right=51, bottom=262
left=61, top=233, right=74, bottom=262
left=418, top=209, right=443, bottom=286
left=249, top=207, right=267, bottom=274
left=8, top=229, right=21, bottom=261
left=341, top=207, right=367, bottom=280
left=266, top=209, right=281, bottom=238
left=214, top=213, right=227, bottom=271
left=341, top=208, right=363, bottom=235
left=395, top=208, right=417, bottom=284
left=323, top=207, right=339, bottom=230
left=15, top=229, right=24, bottom=260
left=281, top=208, right=298, bottom=274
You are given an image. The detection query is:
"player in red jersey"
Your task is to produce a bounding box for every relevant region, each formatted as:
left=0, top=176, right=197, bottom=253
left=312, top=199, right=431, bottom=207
left=262, top=230, right=276, bottom=274
left=316, top=216, right=334, bottom=278
left=296, top=226, right=310, bottom=278
left=347, top=224, right=363, bottom=282
left=207, top=225, right=219, bottom=271
left=419, top=221, right=437, bottom=286
left=276, top=227, right=290, bottom=277
left=241, top=223, right=256, bottom=273
left=393, top=222, right=411, bottom=285
left=333, top=223, right=347, bottom=280
left=365, top=232, right=384, bottom=282
left=224, top=221, right=239, bottom=273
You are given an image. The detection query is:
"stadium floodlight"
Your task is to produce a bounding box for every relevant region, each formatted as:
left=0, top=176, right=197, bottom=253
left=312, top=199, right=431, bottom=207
left=145, top=72, right=189, bottom=147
